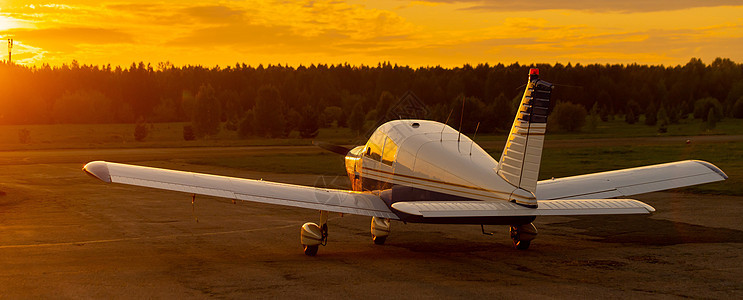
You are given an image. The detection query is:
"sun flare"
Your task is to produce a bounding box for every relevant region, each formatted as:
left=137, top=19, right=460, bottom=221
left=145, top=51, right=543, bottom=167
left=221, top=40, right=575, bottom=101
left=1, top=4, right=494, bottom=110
left=0, top=15, right=20, bottom=32
left=0, top=11, right=23, bottom=31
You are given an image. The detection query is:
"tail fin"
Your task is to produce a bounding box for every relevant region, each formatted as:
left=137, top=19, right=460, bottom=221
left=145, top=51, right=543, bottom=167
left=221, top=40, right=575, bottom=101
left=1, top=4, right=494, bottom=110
left=497, top=68, right=553, bottom=207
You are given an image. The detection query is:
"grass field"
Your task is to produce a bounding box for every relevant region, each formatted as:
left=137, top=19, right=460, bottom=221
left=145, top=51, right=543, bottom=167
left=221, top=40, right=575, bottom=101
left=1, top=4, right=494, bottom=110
left=537, top=142, right=742, bottom=195
left=0, top=123, right=365, bottom=151
left=187, top=152, right=347, bottom=176
left=2, top=118, right=743, bottom=151
left=479, top=117, right=743, bottom=142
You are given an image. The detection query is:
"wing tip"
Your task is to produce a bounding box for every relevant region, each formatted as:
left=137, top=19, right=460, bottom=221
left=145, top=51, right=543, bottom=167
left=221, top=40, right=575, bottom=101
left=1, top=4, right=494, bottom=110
left=612, top=199, right=656, bottom=213
left=83, top=161, right=111, bottom=183
left=640, top=201, right=656, bottom=213
left=691, top=160, right=728, bottom=180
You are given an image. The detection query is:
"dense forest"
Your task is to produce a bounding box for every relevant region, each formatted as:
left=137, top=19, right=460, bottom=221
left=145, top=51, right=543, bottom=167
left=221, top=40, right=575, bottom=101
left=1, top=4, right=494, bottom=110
left=1, top=58, right=742, bottom=138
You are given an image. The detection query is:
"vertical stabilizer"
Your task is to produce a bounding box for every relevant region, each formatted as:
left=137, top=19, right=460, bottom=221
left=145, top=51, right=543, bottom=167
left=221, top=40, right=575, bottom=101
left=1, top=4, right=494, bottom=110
left=497, top=68, right=553, bottom=207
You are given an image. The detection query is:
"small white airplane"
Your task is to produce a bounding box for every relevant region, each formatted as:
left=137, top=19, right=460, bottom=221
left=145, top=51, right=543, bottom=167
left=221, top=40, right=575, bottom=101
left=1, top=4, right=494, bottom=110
left=84, top=69, right=727, bottom=256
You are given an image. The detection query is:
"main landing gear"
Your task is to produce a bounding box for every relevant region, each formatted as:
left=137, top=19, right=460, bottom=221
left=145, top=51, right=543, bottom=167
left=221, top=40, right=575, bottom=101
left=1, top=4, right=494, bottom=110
left=371, top=217, right=391, bottom=245
left=509, top=223, right=538, bottom=250
left=482, top=222, right=538, bottom=250
left=300, top=211, right=329, bottom=256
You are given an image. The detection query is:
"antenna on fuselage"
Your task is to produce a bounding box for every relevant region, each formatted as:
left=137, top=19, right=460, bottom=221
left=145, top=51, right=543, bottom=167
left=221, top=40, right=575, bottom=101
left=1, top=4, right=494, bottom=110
left=440, top=109, right=454, bottom=142
left=469, top=122, right=480, bottom=156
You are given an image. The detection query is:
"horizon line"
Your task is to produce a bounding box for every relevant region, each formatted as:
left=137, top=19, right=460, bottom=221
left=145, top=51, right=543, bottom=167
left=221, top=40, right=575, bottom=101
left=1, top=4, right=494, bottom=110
left=1, top=57, right=738, bottom=70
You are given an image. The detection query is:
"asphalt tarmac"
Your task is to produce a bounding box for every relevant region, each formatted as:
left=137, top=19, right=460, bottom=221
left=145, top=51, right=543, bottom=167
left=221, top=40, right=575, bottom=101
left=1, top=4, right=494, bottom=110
left=0, top=147, right=741, bottom=298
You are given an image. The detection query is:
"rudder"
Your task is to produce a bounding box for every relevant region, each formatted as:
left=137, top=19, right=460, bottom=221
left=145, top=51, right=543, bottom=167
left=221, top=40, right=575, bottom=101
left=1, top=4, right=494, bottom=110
left=497, top=68, right=553, bottom=207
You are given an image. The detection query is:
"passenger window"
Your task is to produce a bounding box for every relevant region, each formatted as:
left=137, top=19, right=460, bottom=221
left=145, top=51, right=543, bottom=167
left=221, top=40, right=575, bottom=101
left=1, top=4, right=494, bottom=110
left=381, top=137, right=398, bottom=166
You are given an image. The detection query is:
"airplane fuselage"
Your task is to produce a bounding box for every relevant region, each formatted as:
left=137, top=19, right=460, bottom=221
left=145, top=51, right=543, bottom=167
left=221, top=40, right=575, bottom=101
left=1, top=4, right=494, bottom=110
left=343, top=119, right=536, bottom=225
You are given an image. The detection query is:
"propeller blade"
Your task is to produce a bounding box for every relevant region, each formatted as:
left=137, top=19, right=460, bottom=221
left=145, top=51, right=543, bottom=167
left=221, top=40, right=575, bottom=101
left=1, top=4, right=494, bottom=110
left=313, top=141, right=352, bottom=156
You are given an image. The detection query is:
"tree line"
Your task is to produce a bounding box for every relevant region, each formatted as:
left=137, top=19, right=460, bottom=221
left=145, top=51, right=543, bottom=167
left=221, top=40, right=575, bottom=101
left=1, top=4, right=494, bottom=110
left=1, top=58, right=742, bottom=139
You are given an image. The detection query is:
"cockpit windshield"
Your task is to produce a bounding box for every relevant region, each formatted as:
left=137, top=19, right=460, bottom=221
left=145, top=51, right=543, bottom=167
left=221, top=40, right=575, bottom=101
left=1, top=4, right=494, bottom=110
left=365, top=131, right=398, bottom=166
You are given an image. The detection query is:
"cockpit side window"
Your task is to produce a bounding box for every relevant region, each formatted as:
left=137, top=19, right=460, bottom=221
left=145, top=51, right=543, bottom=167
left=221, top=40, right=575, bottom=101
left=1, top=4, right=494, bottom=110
left=365, top=131, right=384, bottom=161
left=381, top=137, right=398, bottom=166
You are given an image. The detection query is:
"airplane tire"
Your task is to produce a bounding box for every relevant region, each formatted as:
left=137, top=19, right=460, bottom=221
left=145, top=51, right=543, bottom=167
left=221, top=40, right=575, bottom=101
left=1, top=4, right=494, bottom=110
left=303, top=245, right=319, bottom=256
left=373, top=235, right=387, bottom=245
left=513, top=240, right=531, bottom=250
left=510, top=225, right=534, bottom=250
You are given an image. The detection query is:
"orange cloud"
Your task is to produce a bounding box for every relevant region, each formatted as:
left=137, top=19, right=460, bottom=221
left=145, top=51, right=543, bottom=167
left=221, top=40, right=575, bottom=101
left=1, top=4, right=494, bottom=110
left=0, top=0, right=741, bottom=67
left=420, top=0, right=743, bottom=13
left=2, top=27, right=133, bottom=49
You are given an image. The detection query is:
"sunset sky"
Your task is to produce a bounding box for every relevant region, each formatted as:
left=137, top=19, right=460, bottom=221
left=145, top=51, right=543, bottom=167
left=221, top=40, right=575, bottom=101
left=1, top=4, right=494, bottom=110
left=1, top=0, right=742, bottom=67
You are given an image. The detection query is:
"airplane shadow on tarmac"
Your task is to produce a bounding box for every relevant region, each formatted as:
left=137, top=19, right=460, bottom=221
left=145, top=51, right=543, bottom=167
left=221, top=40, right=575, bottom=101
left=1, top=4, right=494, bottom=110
left=382, top=214, right=743, bottom=255
left=555, top=215, right=743, bottom=245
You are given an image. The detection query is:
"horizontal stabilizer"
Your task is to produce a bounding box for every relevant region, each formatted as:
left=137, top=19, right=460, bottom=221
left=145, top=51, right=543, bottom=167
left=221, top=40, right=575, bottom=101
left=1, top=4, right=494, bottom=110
left=391, top=199, right=654, bottom=218
left=83, top=161, right=398, bottom=219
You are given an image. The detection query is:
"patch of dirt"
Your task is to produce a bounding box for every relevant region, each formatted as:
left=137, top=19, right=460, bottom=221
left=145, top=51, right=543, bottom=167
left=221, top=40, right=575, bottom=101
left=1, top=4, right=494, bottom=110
left=626, top=255, right=672, bottom=264
left=565, top=259, right=628, bottom=269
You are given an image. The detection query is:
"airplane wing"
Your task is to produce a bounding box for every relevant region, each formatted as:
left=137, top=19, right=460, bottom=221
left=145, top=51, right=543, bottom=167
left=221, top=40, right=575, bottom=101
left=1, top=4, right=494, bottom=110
left=392, top=198, right=655, bottom=218
left=83, top=161, right=398, bottom=219
left=536, top=160, right=727, bottom=200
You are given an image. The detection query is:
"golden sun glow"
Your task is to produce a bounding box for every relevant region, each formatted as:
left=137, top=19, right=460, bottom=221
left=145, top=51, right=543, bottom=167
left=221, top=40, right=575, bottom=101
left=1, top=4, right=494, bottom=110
left=0, top=16, right=19, bottom=31
left=0, top=1, right=742, bottom=67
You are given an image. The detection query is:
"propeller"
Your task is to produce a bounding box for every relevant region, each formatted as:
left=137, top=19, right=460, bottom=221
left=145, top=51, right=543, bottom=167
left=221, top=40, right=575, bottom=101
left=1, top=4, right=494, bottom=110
left=313, top=141, right=352, bottom=156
